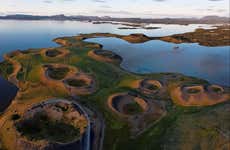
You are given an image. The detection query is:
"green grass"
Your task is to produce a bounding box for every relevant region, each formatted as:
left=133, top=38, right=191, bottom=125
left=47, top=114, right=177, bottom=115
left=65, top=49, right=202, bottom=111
left=27, top=65, right=42, bottom=82
left=0, top=34, right=226, bottom=150
left=0, top=61, right=13, bottom=78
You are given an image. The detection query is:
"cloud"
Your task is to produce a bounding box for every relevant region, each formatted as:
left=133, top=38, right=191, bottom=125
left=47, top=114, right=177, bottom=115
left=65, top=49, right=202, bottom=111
left=43, top=0, right=75, bottom=3
left=95, top=10, right=133, bottom=15
left=208, top=0, right=224, bottom=1
left=100, top=5, right=111, bottom=8
left=2, top=0, right=229, bottom=18
left=92, top=0, right=106, bottom=3
left=154, top=0, right=166, bottom=1
left=43, top=0, right=53, bottom=3
left=195, top=8, right=227, bottom=13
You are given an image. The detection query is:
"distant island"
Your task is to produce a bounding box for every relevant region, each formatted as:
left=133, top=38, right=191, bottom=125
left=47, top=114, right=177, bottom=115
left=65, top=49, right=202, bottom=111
left=0, top=14, right=229, bottom=24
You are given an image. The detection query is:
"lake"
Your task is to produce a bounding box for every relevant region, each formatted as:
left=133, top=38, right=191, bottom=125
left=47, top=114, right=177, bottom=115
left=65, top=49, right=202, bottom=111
left=0, top=20, right=229, bottom=87
left=0, top=77, right=18, bottom=112
left=0, top=20, right=214, bottom=61
left=86, top=38, right=230, bottom=86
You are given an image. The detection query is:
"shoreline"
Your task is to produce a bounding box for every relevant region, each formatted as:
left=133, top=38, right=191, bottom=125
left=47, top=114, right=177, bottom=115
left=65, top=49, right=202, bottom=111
left=1, top=25, right=229, bottom=87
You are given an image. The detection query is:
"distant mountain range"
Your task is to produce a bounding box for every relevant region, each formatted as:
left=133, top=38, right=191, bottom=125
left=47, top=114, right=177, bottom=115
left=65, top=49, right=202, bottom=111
left=0, top=14, right=229, bottom=24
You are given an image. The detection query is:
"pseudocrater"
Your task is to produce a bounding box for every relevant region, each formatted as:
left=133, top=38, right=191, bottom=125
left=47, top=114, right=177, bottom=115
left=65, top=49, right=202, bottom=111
left=108, top=92, right=148, bottom=116
left=63, top=73, right=96, bottom=95
left=171, top=84, right=230, bottom=106
left=46, top=65, right=70, bottom=80
left=88, top=50, right=122, bottom=63
left=138, top=79, right=162, bottom=95
left=108, top=92, right=166, bottom=135
left=14, top=99, right=88, bottom=150
left=45, top=49, right=62, bottom=57
left=41, top=48, right=70, bottom=58
left=41, top=64, right=96, bottom=95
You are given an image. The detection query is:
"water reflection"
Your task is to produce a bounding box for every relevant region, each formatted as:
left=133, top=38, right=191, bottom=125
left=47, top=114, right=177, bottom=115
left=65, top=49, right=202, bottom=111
left=85, top=37, right=230, bottom=86
left=0, top=20, right=214, bottom=61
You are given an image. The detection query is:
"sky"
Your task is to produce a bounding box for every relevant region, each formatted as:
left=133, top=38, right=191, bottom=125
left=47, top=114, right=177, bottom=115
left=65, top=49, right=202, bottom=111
left=0, top=0, right=229, bottom=18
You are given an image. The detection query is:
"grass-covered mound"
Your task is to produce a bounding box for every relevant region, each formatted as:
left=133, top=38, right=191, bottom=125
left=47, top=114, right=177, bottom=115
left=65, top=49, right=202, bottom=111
left=171, top=84, right=229, bottom=106
left=108, top=92, right=149, bottom=116
left=0, top=61, right=14, bottom=78
left=136, top=79, right=163, bottom=96
left=95, top=50, right=115, bottom=57
left=88, top=50, right=122, bottom=63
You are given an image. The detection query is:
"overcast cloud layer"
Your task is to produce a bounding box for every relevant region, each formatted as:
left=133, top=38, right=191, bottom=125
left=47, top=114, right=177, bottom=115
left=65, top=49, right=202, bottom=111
left=0, top=0, right=229, bottom=18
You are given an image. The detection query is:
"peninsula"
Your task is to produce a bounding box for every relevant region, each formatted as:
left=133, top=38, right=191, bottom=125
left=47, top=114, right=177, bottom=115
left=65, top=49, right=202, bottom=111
left=0, top=26, right=229, bottom=150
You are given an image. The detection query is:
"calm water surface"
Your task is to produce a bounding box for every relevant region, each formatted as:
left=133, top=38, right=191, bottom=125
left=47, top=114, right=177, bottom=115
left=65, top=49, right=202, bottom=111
left=86, top=37, right=230, bottom=86
left=0, top=20, right=229, bottom=87
left=0, top=77, right=18, bottom=112
left=0, top=20, right=214, bottom=60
